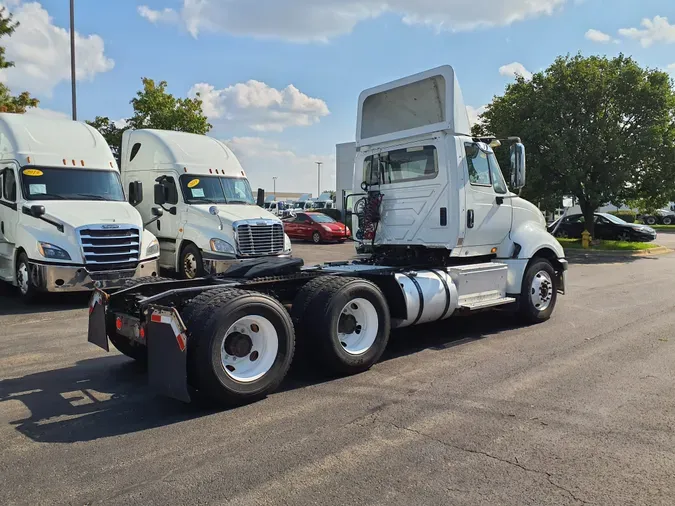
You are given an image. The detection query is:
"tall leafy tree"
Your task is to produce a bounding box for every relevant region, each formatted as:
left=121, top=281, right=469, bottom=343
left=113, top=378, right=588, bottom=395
left=0, top=7, right=39, bottom=113
left=88, top=78, right=212, bottom=162
left=476, top=54, right=675, bottom=236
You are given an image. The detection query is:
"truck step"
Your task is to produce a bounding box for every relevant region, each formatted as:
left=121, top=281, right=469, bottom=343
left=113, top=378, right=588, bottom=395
left=460, top=296, right=516, bottom=311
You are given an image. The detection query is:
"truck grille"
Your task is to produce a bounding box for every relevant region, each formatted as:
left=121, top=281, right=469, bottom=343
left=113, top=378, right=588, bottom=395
left=79, top=226, right=141, bottom=268
left=235, top=222, right=285, bottom=257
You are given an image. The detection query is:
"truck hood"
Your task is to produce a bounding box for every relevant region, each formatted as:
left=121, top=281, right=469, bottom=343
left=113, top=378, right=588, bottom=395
left=33, top=200, right=142, bottom=229
left=191, top=204, right=280, bottom=223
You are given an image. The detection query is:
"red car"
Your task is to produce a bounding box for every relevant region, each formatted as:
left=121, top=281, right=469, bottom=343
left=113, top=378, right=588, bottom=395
left=284, top=212, right=351, bottom=244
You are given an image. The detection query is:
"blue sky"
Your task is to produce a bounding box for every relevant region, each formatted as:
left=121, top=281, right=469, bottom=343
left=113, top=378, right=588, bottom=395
left=1, top=0, right=674, bottom=193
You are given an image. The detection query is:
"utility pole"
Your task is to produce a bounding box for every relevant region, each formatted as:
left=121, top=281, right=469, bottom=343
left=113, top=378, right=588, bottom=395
left=272, top=177, right=277, bottom=199
left=70, top=0, right=77, bottom=120
left=315, top=161, right=322, bottom=198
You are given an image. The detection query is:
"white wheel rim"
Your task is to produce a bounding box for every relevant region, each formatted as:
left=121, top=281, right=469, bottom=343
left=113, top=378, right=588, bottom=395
left=664, top=218, right=672, bottom=225
left=530, top=271, right=553, bottom=312
left=313, top=233, right=321, bottom=243
left=336, top=298, right=379, bottom=356
left=220, top=315, right=278, bottom=383
left=184, top=253, right=198, bottom=278
left=17, top=262, right=29, bottom=295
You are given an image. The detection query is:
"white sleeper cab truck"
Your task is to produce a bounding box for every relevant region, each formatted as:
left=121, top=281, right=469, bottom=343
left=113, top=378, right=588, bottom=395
left=120, top=129, right=292, bottom=279
left=0, top=113, right=160, bottom=301
left=88, top=66, right=567, bottom=406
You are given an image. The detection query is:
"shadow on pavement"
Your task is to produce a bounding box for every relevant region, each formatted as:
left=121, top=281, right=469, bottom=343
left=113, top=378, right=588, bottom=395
left=0, top=285, right=89, bottom=316
left=564, top=252, right=665, bottom=266
left=1, top=311, right=519, bottom=444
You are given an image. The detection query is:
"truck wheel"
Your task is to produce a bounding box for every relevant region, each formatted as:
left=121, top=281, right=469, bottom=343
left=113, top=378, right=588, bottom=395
left=292, top=277, right=390, bottom=375
left=183, top=288, right=295, bottom=406
left=16, top=252, right=38, bottom=303
left=645, top=216, right=657, bottom=226
left=518, top=260, right=557, bottom=324
left=662, top=216, right=673, bottom=225
left=312, top=231, right=322, bottom=244
left=180, top=243, right=204, bottom=279
left=109, top=276, right=173, bottom=363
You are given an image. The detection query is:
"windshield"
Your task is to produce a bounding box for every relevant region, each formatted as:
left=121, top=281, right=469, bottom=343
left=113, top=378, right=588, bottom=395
left=20, top=167, right=125, bottom=201
left=598, top=213, right=628, bottom=225
left=180, top=175, right=255, bottom=205
left=310, top=214, right=336, bottom=223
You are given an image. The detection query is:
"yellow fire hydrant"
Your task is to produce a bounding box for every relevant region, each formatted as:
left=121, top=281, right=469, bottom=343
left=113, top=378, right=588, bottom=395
left=581, top=230, right=592, bottom=249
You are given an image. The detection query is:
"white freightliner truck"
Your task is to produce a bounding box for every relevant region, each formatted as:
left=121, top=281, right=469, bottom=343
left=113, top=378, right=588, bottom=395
left=87, top=66, right=567, bottom=406
left=119, top=129, right=292, bottom=279
left=0, top=113, right=160, bottom=301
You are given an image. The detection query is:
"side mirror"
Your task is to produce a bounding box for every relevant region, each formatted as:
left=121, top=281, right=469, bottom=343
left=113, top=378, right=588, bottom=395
left=154, top=183, right=167, bottom=205
left=31, top=205, right=46, bottom=218
left=166, top=184, right=179, bottom=205
left=152, top=206, right=164, bottom=218
left=510, top=142, right=526, bottom=189
left=128, top=181, right=143, bottom=206
left=257, top=188, right=265, bottom=207
left=209, top=206, right=219, bottom=216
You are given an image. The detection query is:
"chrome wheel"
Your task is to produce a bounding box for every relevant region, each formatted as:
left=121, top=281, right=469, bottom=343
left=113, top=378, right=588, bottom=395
left=17, top=261, right=29, bottom=295
left=336, top=298, right=379, bottom=356
left=221, top=315, right=279, bottom=383
left=312, top=232, right=321, bottom=244
left=530, top=270, right=553, bottom=312
left=183, top=253, right=199, bottom=279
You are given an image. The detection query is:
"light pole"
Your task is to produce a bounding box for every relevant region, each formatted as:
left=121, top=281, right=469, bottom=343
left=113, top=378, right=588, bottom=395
left=70, top=0, right=77, bottom=120
left=272, top=177, right=277, bottom=199
left=315, top=161, right=322, bottom=198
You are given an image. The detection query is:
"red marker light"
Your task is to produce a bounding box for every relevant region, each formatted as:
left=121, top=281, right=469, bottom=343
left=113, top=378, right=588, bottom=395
left=139, top=326, right=145, bottom=340
left=115, top=317, right=123, bottom=331
left=151, top=314, right=162, bottom=323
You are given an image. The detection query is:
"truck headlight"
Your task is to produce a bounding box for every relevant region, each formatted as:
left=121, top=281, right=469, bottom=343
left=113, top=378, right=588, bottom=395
left=284, top=233, right=292, bottom=253
left=210, top=238, right=235, bottom=254
left=146, top=239, right=159, bottom=257
left=38, top=242, right=71, bottom=260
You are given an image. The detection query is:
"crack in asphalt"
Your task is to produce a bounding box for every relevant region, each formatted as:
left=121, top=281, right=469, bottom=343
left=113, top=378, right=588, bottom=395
left=384, top=420, right=591, bottom=505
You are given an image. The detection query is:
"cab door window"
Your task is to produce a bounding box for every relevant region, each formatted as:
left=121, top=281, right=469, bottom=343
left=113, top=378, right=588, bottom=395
left=1, top=167, right=17, bottom=206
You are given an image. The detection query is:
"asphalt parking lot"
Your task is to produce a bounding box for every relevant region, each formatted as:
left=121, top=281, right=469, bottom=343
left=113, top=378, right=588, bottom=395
left=1, top=239, right=675, bottom=505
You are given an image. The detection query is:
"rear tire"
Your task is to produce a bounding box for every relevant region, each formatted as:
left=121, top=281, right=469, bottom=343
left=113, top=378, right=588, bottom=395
left=312, top=231, right=322, bottom=244
left=518, top=260, right=557, bottom=324
left=662, top=216, right=673, bottom=226
left=645, top=216, right=657, bottom=226
left=292, top=276, right=390, bottom=375
left=180, top=243, right=204, bottom=280
left=109, top=276, right=172, bottom=363
left=183, top=288, right=295, bottom=406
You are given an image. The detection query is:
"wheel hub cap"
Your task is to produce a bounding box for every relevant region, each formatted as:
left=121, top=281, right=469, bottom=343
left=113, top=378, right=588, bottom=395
left=184, top=254, right=197, bottom=277
left=224, top=332, right=253, bottom=358
left=336, top=298, right=378, bottom=356
left=17, top=263, right=29, bottom=294
left=530, top=271, right=553, bottom=312
left=220, top=316, right=279, bottom=383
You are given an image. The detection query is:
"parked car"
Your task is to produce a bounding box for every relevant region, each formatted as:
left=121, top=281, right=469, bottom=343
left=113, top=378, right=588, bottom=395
left=283, top=212, right=350, bottom=244
left=548, top=213, right=657, bottom=242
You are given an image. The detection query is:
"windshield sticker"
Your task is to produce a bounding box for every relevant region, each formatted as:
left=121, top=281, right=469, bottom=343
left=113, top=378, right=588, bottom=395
left=187, top=178, right=200, bottom=188
left=23, top=169, right=43, bottom=177
left=29, top=184, right=47, bottom=195
left=191, top=188, right=205, bottom=198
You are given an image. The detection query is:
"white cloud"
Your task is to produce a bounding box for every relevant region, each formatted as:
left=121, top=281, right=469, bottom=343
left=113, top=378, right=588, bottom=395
left=667, top=64, right=675, bottom=75
left=137, top=5, right=180, bottom=24
left=0, top=1, right=114, bottom=96
left=499, top=62, right=533, bottom=80
left=189, top=80, right=330, bottom=132
left=139, top=0, right=567, bottom=41
left=226, top=137, right=335, bottom=195
left=618, top=16, right=675, bottom=47
left=24, top=107, right=70, bottom=120
left=466, top=105, right=486, bottom=127
left=114, top=118, right=128, bottom=129
left=585, top=28, right=617, bottom=44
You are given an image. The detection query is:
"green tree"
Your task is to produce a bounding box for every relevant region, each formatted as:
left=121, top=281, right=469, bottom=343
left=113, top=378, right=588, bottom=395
left=0, top=8, right=39, bottom=113
left=477, top=54, right=675, bottom=237
left=87, top=78, right=212, bottom=162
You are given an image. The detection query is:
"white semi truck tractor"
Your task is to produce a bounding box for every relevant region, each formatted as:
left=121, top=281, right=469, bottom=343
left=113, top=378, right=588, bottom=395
left=119, top=129, right=292, bottom=279
left=88, top=66, right=567, bottom=406
left=0, top=113, right=160, bottom=302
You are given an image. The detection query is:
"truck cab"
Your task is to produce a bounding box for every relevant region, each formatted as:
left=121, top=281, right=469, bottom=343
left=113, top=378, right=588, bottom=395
left=120, top=129, right=292, bottom=279
left=0, top=113, right=160, bottom=300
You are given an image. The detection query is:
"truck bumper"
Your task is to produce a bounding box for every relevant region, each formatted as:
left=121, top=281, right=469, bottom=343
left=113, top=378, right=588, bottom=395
left=30, top=258, right=160, bottom=293
left=202, top=252, right=292, bottom=276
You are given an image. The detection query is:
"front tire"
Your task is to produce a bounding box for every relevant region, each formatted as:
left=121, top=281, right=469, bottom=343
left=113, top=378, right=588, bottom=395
left=180, top=243, right=205, bottom=280
left=312, top=231, right=322, bottom=244
left=518, top=260, right=557, bottom=324
left=16, top=252, right=38, bottom=303
left=183, top=288, right=295, bottom=406
left=292, top=277, right=390, bottom=375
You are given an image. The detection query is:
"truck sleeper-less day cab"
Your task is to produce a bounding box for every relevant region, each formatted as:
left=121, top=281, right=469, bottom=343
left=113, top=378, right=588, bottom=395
left=120, top=129, right=292, bottom=279
left=0, top=114, right=160, bottom=301
left=88, top=66, right=567, bottom=406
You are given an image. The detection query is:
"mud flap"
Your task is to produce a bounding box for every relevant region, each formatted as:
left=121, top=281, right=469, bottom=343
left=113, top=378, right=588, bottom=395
left=87, top=290, right=109, bottom=352
left=147, top=306, right=191, bottom=403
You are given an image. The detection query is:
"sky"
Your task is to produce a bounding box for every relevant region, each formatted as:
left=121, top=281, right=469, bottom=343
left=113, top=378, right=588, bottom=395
left=0, top=0, right=673, bottom=195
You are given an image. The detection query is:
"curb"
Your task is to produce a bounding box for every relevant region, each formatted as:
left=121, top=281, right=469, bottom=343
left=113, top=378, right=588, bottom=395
left=563, top=246, right=672, bottom=257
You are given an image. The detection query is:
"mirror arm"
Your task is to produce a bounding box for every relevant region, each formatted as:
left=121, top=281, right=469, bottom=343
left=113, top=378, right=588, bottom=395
left=144, top=216, right=160, bottom=228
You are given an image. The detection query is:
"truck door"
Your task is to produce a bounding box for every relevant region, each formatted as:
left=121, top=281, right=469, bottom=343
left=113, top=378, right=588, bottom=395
left=363, top=141, right=450, bottom=246
left=461, top=142, right=512, bottom=249
left=0, top=164, right=19, bottom=279
left=149, top=174, right=181, bottom=268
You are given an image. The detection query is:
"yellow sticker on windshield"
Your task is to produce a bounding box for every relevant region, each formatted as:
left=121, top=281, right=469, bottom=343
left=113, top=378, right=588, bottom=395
left=187, top=178, right=200, bottom=188
left=23, top=169, right=43, bottom=177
